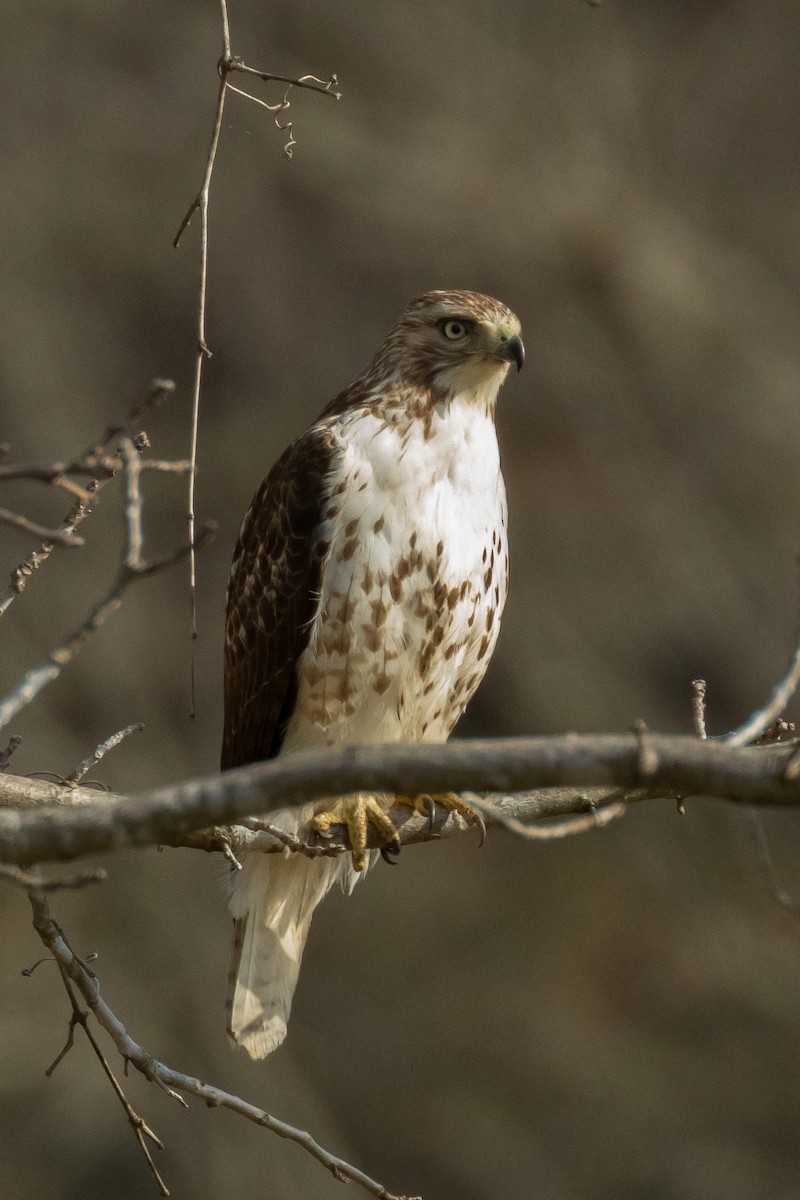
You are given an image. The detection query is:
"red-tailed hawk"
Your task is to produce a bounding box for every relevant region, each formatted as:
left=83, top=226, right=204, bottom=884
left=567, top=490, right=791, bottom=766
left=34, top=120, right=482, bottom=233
left=223, top=289, right=524, bottom=1058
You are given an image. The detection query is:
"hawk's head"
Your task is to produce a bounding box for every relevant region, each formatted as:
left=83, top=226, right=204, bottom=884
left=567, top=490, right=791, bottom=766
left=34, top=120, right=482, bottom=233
left=323, top=290, right=524, bottom=421
left=378, top=289, right=524, bottom=401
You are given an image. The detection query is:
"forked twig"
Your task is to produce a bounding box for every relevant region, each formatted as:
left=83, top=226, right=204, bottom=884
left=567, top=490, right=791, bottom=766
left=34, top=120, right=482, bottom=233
left=0, top=507, right=84, bottom=547
left=38, top=918, right=170, bottom=1195
left=173, top=0, right=340, bottom=718
left=0, top=423, right=215, bottom=731
left=0, top=379, right=179, bottom=617
left=28, top=890, right=415, bottom=1200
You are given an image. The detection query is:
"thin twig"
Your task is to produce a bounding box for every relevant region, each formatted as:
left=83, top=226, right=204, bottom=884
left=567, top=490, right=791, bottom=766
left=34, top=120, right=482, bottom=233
left=0, top=522, right=215, bottom=731
left=174, top=0, right=341, bottom=718
left=65, top=724, right=145, bottom=788
left=119, top=439, right=144, bottom=570
left=228, top=62, right=341, bottom=100
left=725, top=643, right=800, bottom=747
left=0, top=458, right=190, bottom=484
left=39, top=923, right=171, bottom=1195
left=464, top=792, right=626, bottom=840
left=172, top=0, right=231, bottom=720
left=225, top=83, right=284, bottom=112
left=28, top=891, right=415, bottom=1200
left=240, top=816, right=349, bottom=858
left=0, top=380, right=177, bottom=617
left=0, top=863, right=106, bottom=891
left=0, top=507, right=85, bottom=547
left=0, top=490, right=95, bottom=614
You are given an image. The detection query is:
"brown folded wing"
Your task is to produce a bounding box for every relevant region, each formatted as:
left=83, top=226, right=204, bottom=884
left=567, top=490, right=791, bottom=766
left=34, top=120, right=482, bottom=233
left=221, top=425, right=337, bottom=770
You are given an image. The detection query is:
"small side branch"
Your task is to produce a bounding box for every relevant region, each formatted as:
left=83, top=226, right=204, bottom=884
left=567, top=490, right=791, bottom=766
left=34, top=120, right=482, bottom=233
left=465, top=791, right=626, bottom=841
left=65, top=724, right=145, bottom=788
left=0, top=863, right=106, bottom=891
left=0, top=507, right=85, bottom=547
left=0, top=379, right=179, bottom=617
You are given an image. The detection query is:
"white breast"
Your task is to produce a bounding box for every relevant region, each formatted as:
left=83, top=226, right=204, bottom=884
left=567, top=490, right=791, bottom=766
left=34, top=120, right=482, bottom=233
left=283, top=399, right=508, bottom=753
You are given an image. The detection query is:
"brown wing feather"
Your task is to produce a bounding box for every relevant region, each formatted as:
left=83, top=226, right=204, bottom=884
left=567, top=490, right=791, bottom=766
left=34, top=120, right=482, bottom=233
left=221, top=425, right=338, bottom=770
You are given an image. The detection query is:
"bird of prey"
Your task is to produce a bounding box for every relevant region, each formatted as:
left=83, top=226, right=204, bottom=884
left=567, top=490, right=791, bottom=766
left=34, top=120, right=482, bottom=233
left=222, top=289, right=524, bottom=1058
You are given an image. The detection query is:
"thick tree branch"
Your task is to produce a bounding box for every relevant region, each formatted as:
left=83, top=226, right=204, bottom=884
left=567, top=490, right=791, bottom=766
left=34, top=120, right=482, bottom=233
left=2, top=735, right=800, bottom=868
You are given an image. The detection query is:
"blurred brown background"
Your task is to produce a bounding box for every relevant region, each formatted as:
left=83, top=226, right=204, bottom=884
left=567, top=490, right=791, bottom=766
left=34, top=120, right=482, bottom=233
left=3, top=1, right=800, bottom=1197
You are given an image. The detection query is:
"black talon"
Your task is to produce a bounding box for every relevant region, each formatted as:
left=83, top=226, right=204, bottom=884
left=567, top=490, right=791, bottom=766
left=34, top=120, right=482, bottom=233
left=381, top=840, right=401, bottom=866
left=474, top=811, right=487, bottom=848
left=423, top=795, right=437, bottom=835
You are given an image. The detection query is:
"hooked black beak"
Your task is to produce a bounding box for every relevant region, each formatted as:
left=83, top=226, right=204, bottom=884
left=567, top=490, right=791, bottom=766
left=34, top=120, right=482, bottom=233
left=499, top=334, right=525, bottom=372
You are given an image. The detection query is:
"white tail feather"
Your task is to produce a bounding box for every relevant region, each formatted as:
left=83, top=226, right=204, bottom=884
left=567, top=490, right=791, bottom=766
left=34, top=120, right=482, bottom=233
left=226, top=840, right=343, bottom=1059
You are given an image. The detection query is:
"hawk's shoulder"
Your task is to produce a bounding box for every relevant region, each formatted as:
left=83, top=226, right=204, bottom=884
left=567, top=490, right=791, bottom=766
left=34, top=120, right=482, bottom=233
left=221, top=423, right=339, bottom=770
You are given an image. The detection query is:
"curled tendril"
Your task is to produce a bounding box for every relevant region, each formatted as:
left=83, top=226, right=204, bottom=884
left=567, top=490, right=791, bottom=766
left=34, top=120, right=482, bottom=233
left=225, top=73, right=340, bottom=158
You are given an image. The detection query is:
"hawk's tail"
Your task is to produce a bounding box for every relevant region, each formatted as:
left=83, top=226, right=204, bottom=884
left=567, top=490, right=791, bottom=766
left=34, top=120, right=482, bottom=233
left=226, top=836, right=345, bottom=1059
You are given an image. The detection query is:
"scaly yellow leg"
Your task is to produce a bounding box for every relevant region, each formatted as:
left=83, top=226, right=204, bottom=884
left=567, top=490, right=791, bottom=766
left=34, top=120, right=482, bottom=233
left=312, top=794, right=400, bottom=872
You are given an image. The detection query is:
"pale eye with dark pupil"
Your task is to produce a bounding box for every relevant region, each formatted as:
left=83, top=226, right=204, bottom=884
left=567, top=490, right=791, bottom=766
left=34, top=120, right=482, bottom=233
left=441, top=319, right=469, bottom=340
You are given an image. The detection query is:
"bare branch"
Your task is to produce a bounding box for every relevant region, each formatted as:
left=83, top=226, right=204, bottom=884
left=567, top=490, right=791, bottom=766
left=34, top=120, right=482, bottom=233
left=239, top=816, right=349, bottom=859
left=172, top=0, right=232, bottom=719
left=724, top=642, right=800, bottom=747
left=0, top=507, right=84, bottom=547
left=174, top=0, right=341, bottom=717
left=0, top=521, right=215, bottom=731
left=0, top=863, right=106, bottom=891
left=0, top=490, right=95, bottom=615
left=228, top=61, right=341, bottom=100
left=39, top=918, right=171, bottom=1194
left=465, top=791, right=627, bottom=840
left=28, top=890, right=416, bottom=1200
left=4, top=735, right=800, bottom=868
left=0, top=379, right=177, bottom=616
left=119, top=439, right=144, bottom=571
left=65, top=724, right=145, bottom=788
left=0, top=457, right=190, bottom=484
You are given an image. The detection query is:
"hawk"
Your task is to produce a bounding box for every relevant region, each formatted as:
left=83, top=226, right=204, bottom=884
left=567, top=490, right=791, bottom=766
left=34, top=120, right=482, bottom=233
left=223, top=289, right=524, bottom=1058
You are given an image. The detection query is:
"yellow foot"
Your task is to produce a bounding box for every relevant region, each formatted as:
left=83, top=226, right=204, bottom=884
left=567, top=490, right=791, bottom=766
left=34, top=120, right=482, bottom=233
left=312, top=794, right=400, bottom=872
left=393, top=792, right=487, bottom=846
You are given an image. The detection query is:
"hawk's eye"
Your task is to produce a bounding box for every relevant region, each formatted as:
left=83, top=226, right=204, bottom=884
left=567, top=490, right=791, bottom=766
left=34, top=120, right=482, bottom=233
left=440, top=318, right=471, bottom=341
